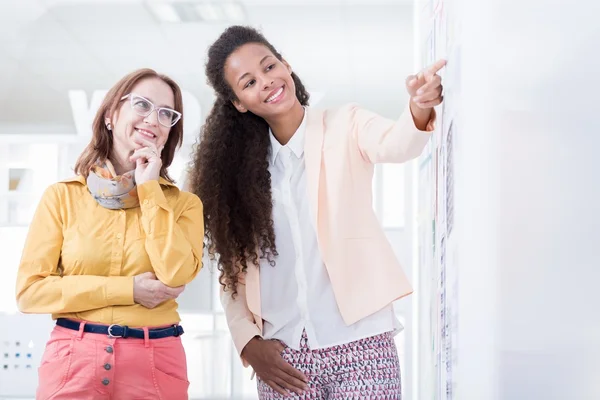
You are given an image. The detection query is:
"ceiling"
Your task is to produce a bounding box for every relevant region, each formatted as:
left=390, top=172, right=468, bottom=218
left=0, top=0, right=415, bottom=135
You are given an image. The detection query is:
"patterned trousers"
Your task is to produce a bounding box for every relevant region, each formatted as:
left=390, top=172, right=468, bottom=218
left=257, top=330, right=401, bottom=399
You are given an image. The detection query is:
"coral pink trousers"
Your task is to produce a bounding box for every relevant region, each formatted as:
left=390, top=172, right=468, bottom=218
left=37, top=323, right=189, bottom=400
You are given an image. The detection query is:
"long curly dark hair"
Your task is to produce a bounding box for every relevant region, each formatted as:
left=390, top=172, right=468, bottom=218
left=189, top=26, right=310, bottom=296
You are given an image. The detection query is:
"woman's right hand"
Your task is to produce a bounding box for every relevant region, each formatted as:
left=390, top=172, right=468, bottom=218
left=242, top=337, right=309, bottom=396
left=133, top=272, right=185, bottom=308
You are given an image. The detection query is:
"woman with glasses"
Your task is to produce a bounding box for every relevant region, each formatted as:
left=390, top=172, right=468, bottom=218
left=15, top=68, right=203, bottom=399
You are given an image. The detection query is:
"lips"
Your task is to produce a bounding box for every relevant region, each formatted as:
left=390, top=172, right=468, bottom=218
left=135, top=128, right=156, bottom=139
left=265, top=85, right=284, bottom=103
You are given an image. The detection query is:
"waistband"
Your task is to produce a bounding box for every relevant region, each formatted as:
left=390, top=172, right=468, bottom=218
left=56, top=318, right=184, bottom=339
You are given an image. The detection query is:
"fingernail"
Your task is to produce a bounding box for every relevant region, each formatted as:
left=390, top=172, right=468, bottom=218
left=409, top=79, right=417, bottom=86
left=413, top=97, right=420, bottom=103
left=416, top=89, right=424, bottom=95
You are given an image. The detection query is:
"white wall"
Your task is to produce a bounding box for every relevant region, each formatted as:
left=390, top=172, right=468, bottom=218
left=455, top=0, right=600, bottom=399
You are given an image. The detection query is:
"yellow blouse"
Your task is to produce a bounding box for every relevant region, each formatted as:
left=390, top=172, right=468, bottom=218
left=15, top=176, right=204, bottom=327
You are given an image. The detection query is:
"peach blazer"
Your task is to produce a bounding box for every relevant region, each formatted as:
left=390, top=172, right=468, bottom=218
left=220, top=103, right=434, bottom=364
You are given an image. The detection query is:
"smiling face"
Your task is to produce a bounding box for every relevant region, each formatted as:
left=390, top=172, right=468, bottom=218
left=107, top=77, right=175, bottom=157
left=224, top=42, right=298, bottom=119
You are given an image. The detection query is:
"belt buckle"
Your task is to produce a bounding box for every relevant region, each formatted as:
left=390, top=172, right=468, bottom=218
left=107, top=324, right=123, bottom=338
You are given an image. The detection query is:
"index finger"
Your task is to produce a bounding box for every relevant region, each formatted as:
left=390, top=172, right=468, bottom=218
left=165, top=285, right=185, bottom=297
left=133, top=137, right=160, bottom=152
left=278, top=359, right=308, bottom=383
left=138, top=271, right=157, bottom=280
left=427, top=59, right=447, bottom=75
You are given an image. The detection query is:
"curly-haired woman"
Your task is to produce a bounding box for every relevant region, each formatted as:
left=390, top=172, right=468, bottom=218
left=188, top=25, right=444, bottom=399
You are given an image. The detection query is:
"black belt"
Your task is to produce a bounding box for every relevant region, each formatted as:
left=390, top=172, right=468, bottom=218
left=56, top=318, right=184, bottom=339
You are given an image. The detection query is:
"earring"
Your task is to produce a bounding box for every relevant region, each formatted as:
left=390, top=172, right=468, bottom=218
left=106, top=123, right=112, bottom=131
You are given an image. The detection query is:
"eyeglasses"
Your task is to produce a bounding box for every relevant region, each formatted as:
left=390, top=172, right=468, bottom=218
left=120, top=94, right=182, bottom=128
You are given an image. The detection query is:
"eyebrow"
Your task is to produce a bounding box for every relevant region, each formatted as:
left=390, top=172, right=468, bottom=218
left=237, top=55, right=274, bottom=85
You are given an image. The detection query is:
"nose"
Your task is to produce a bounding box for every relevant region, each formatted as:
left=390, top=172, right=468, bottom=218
left=143, top=109, right=159, bottom=126
left=261, top=75, right=274, bottom=90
